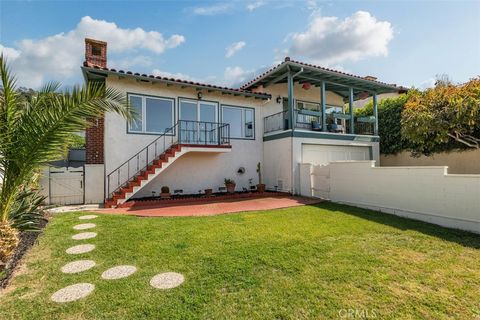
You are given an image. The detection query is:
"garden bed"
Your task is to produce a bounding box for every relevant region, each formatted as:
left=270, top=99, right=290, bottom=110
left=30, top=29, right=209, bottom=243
left=0, top=216, right=49, bottom=289
left=119, top=190, right=290, bottom=208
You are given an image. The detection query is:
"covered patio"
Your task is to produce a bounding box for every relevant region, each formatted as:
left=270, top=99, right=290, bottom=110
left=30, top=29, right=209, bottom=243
left=252, top=58, right=406, bottom=136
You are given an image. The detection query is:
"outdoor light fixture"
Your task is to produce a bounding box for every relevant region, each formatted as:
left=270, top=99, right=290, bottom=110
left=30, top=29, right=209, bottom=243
left=197, top=91, right=203, bottom=100
left=276, top=96, right=282, bottom=104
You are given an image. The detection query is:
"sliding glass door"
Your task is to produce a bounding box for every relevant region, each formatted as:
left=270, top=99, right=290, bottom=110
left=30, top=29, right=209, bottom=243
left=179, top=99, right=218, bottom=144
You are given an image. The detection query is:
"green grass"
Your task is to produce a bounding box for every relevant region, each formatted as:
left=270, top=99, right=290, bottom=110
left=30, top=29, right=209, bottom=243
left=1, top=202, right=480, bottom=319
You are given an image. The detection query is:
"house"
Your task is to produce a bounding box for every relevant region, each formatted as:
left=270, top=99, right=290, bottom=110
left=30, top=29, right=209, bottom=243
left=79, top=38, right=405, bottom=207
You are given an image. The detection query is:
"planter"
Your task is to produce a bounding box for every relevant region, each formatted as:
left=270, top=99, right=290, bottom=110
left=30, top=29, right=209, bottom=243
left=204, top=189, right=213, bottom=197
left=256, top=183, right=266, bottom=193
left=160, top=193, right=171, bottom=199
left=225, top=183, right=236, bottom=194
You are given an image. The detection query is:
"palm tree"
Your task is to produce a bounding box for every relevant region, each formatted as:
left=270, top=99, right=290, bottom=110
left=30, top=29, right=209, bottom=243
left=0, top=55, right=132, bottom=264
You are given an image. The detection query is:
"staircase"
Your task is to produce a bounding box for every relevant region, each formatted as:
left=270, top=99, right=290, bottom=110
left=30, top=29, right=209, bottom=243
left=105, top=120, right=230, bottom=208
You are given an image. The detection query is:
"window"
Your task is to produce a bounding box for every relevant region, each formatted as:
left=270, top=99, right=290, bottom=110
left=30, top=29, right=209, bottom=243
left=128, top=94, right=174, bottom=134
left=221, top=105, right=254, bottom=139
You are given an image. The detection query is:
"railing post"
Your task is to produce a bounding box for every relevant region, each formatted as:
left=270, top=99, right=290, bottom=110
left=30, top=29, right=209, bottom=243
left=107, top=175, right=110, bottom=199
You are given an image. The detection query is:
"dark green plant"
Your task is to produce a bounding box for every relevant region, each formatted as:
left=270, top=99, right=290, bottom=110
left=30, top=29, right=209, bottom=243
left=224, top=178, right=235, bottom=185
left=0, top=55, right=133, bottom=261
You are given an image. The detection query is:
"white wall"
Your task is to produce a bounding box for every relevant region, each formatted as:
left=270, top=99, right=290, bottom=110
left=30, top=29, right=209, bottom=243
left=263, top=136, right=292, bottom=192
left=84, top=164, right=104, bottom=204
left=300, top=161, right=480, bottom=234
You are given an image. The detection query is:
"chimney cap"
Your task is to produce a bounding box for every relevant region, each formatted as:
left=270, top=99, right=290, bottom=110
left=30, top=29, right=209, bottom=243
left=284, top=57, right=291, bottom=62
left=85, top=38, right=107, bottom=45
left=364, top=75, right=377, bottom=81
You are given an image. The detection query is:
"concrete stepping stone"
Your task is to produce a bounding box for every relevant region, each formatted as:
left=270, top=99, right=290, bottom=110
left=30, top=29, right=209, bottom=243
left=71, top=232, right=97, bottom=240
left=79, top=215, right=98, bottom=220
left=61, top=260, right=96, bottom=274
left=101, top=265, right=137, bottom=280
left=73, top=223, right=96, bottom=230
left=66, top=244, right=95, bottom=255
left=150, top=272, right=184, bottom=289
left=51, top=283, right=94, bottom=303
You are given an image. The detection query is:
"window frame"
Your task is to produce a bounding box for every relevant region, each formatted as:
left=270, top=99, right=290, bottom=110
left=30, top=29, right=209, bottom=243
left=126, top=93, right=175, bottom=135
left=220, top=104, right=256, bottom=140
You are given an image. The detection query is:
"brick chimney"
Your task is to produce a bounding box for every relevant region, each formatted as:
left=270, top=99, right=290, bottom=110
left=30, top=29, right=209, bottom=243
left=85, top=38, right=107, bottom=68
left=84, top=38, right=107, bottom=165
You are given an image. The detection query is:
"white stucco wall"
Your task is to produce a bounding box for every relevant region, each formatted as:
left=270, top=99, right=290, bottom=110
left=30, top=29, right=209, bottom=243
left=84, top=164, right=104, bottom=204
left=300, top=161, right=480, bottom=234
left=260, top=82, right=345, bottom=118
left=104, top=77, right=266, bottom=197
left=263, top=136, right=292, bottom=192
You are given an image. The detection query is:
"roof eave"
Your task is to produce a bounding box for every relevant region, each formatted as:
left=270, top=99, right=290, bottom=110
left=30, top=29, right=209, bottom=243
left=81, top=66, right=272, bottom=100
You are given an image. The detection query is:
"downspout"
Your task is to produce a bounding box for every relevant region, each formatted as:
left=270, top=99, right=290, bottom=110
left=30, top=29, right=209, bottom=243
left=288, top=67, right=303, bottom=195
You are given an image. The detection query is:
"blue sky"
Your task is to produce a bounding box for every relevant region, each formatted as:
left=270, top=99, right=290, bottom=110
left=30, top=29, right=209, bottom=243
left=1, top=0, right=479, bottom=89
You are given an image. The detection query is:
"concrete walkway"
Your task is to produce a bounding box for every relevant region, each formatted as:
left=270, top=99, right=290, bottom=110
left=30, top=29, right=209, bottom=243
left=99, top=196, right=321, bottom=217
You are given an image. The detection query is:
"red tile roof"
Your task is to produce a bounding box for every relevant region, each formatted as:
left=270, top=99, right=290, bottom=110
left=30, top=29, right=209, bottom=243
left=240, top=57, right=407, bottom=91
left=82, top=61, right=271, bottom=98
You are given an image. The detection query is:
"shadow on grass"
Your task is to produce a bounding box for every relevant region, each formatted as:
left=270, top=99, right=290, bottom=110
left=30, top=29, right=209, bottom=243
left=309, top=201, right=480, bottom=249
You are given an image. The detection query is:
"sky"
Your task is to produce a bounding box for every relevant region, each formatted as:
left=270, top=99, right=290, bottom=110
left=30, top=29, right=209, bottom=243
left=0, top=0, right=479, bottom=89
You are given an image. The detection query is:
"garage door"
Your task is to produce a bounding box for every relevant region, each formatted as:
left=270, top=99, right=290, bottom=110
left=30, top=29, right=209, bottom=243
left=302, top=144, right=370, bottom=166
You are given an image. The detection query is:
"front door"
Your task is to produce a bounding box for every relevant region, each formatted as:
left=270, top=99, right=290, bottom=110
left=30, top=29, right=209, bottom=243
left=179, top=99, right=218, bottom=144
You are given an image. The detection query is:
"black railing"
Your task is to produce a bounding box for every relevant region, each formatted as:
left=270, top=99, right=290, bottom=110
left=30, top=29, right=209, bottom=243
left=264, top=111, right=288, bottom=133
left=106, top=120, right=230, bottom=199
left=178, top=120, right=230, bottom=145
left=263, top=110, right=376, bottom=136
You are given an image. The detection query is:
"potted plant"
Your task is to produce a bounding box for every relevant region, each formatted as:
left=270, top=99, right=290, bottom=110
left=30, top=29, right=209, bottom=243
left=160, top=186, right=171, bottom=199
left=204, top=188, right=213, bottom=197
left=256, top=162, right=266, bottom=193
left=224, top=178, right=236, bottom=194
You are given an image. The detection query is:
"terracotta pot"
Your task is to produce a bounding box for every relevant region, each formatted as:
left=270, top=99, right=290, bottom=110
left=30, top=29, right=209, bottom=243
left=256, top=184, right=266, bottom=193
left=160, top=192, right=171, bottom=199
left=204, top=189, right=213, bottom=197
left=225, top=183, right=236, bottom=194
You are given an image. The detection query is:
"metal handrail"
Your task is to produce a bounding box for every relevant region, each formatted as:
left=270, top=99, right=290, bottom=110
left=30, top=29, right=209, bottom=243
left=264, top=110, right=287, bottom=133
left=106, top=120, right=230, bottom=200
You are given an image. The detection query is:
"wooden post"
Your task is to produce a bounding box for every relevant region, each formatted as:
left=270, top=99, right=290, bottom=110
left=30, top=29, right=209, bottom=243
left=287, top=71, right=294, bottom=130
left=349, top=87, right=354, bottom=134
left=321, top=81, right=327, bottom=132
left=373, top=93, right=379, bottom=136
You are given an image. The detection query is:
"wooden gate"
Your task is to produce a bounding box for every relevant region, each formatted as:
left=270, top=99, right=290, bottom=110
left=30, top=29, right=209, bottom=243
left=49, top=166, right=84, bottom=205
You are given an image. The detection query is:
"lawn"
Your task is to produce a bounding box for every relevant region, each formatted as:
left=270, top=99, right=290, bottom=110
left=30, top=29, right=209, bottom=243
left=1, top=202, right=479, bottom=319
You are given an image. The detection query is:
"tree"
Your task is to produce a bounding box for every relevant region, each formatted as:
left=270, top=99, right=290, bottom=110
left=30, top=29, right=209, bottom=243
left=401, top=77, right=480, bottom=154
left=0, top=55, right=132, bottom=265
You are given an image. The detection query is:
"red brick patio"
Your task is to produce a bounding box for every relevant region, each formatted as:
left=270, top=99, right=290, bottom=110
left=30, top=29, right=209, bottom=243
left=98, top=196, right=321, bottom=217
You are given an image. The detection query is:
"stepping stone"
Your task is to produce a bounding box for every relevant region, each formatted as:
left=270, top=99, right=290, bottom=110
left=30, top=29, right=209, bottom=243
left=73, top=223, right=96, bottom=230
left=101, top=265, right=137, bottom=280
left=61, top=260, right=96, bottom=274
left=150, top=272, right=184, bottom=289
left=66, top=244, right=95, bottom=255
left=51, top=283, right=94, bottom=303
left=72, top=232, right=97, bottom=240
left=79, top=215, right=98, bottom=220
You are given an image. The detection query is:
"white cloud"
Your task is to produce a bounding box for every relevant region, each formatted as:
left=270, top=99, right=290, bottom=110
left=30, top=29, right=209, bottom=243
left=0, top=44, right=21, bottom=61
left=419, top=77, right=436, bottom=90
left=192, top=3, right=233, bottom=15
left=289, top=11, right=393, bottom=66
left=225, top=41, right=246, bottom=58
left=109, top=55, right=153, bottom=70
left=246, top=1, right=265, bottom=11
left=1, top=16, right=185, bottom=88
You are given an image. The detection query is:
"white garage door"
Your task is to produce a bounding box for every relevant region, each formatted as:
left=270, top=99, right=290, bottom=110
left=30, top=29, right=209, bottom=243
left=302, top=144, right=370, bottom=166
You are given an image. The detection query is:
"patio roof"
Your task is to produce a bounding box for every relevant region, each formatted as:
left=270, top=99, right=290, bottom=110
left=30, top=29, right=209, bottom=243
left=241, top=58, right=408, bottom=99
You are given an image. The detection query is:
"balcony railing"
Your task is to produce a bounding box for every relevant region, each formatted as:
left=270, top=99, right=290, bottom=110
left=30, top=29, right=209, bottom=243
left=263, top=110, right=376, bottom=136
